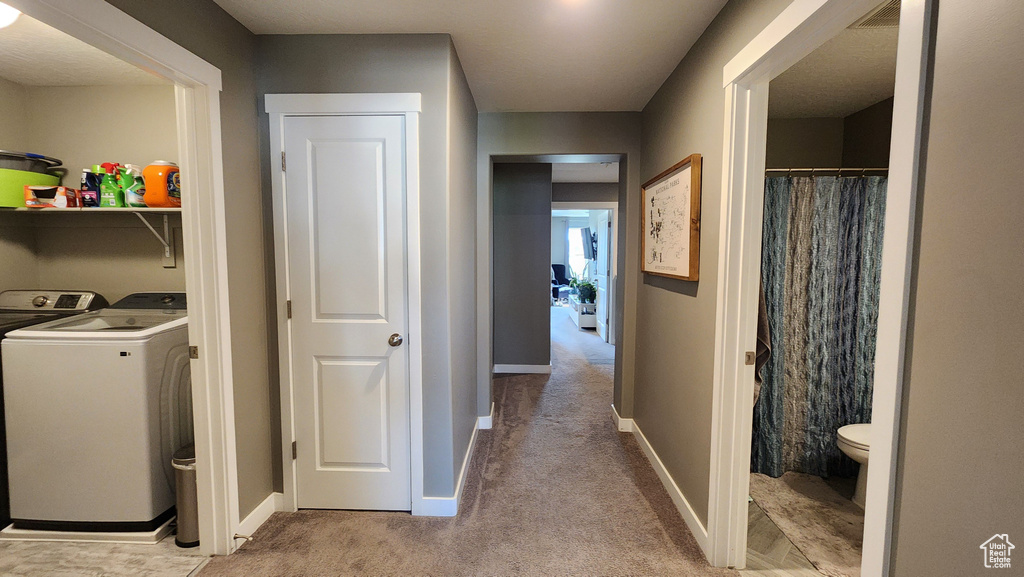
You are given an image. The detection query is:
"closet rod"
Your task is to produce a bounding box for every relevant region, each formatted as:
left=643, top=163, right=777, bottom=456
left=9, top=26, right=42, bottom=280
left=765, top=167, right=888, bottom=174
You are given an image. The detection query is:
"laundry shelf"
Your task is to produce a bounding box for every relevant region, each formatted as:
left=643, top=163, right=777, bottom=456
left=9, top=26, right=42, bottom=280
left=0, top=207, right=181, bottom=213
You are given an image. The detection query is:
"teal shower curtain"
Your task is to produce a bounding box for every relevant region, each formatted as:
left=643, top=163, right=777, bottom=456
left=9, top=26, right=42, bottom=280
left=752, top=175, right=887, bottom=478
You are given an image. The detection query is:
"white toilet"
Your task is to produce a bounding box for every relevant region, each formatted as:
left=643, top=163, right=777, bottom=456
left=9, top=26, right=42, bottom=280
left=837, top=423, right=871, bottom=508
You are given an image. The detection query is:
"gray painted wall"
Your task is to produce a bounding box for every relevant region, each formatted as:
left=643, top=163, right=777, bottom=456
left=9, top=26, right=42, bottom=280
left=890, top=1, right=1024, bottom=574
left=257, top=34, right=472, bottom=497
left=0, top=77, right=27, bottom=151
left=0, top=217, right=37, bottom=293
left=105, top=0, right=274, bottom=520
left=765, top=101, right=893, bottom=170
left=842, top=97, right=893, bottom=168
left=477, top=112, right=642, bottom=419
left=765, top=117, right=844, bottom=168
left=492, top=163, right=552, bottom=366
left=23, top=85, right=178, bottom=178
left=33, top=214, right=185, bottom=302
left=639, top=0, right=791, bottom=525
left=551, top=217, right=567, bottom=265
left=552, top=182, right=619, bottom=203
left=0, top=82, right=184, bottom=300
left=447, top=43, right=479, bottom=486
left=0, top=80, right=34, bottom=291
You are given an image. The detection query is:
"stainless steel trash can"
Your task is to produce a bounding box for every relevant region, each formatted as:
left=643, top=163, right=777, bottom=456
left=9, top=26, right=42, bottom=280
left=172, top=443, right=199, bottom=548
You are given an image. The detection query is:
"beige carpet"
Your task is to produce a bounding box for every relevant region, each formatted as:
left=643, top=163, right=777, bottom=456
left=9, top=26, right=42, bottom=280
left=749, top=472, right=864, bottom=577
left=201, top=308, right=734, bottom=576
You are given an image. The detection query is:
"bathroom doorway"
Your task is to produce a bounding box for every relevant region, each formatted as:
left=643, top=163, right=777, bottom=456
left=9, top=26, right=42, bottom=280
left=707, top=0, right=932, bottom=573
left=744, top=4, right=899, bottom=575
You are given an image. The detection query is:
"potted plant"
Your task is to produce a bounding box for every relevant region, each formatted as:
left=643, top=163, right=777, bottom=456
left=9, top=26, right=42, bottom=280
left=567, top=270, right=582, bottom=295
left=577, top=281, right=597, bottom=304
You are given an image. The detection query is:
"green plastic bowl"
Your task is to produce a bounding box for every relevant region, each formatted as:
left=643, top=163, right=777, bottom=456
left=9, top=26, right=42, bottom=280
left=0, top=168, right=61, bottom=207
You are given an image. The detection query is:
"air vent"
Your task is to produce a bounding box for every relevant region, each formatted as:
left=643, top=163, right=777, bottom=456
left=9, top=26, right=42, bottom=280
left=850, top=0, right=900, bottom=29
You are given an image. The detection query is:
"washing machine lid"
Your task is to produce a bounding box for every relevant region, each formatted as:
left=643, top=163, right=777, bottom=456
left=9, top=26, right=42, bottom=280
left=110, top=292, right=186, bottom=310
left=0, top=312, right=53, bottom=333
left=5, top=309, right=187, bottom=340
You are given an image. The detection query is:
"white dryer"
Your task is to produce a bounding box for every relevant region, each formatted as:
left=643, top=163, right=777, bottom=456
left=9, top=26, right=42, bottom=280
left=1, top=292, right=192, bottom=532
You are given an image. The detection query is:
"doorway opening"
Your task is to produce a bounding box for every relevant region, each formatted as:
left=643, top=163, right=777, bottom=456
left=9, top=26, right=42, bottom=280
left=551, top=195, right=617, bottom=344
left=709, top=0, right=931, bottom=573
left=745, top=5, right=898, bottom=574
left=0, top=0, right=237, bottom=566
left=491, top=156, right=622, bottom=377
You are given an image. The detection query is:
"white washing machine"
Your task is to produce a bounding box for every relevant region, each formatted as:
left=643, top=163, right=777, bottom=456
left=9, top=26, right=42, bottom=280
left=2, top=292, right=192, bottom=532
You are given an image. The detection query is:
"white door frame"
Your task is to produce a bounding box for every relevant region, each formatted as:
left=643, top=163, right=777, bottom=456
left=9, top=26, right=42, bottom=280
left=551, top=201, right=618, bottom=345
left=265, top=93, right=427, bottom=514
left=707, top=0, right=933, bottom=571
left=8, top=0, right=240, bottom=555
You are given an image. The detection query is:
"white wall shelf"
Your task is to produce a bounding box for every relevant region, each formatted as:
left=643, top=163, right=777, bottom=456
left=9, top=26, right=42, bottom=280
left=0, top=207, right=181, bottom=213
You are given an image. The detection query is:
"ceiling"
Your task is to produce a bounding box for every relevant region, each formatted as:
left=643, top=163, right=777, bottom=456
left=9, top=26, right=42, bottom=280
left=768, top=27, right=898, bottom=118
left=211, top=0, right=729, bottom=112
left=0, top=14, right=167, bottom=86
left=552, top=162, right=618, bottom=183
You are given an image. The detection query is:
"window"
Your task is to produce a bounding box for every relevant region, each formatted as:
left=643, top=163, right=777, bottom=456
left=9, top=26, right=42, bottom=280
left=568, top=227, right=586, bottom=279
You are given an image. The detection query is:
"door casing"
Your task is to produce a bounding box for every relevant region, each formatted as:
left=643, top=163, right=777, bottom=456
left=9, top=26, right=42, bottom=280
left=708, top=0, right=933, bottom=572
left=10, top=0, right=240, bottom=555
left=552, top=201, right=618, bottom=347
left=266, top=93, right=427, bottom=515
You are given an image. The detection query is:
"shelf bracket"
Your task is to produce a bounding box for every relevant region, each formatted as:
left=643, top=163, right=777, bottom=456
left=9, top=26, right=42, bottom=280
left=134, top=212, right=176, bottom=268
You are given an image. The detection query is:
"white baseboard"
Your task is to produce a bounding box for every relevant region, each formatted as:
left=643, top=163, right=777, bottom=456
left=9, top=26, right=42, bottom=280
left=631, top=420, right=711, bottom=559
left=235, top=491, right=283, bottom=542
left=611, top=404, right=634, bottom=432
left=492, top=364, right=551, bottom=374
left=413, top=418, right=480, bottom=517
left=478, top=402, right=495, bottom=430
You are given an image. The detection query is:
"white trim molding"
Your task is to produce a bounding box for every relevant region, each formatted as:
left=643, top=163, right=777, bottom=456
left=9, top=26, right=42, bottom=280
left=8, top=0, right=238, bottom=557
left=631, top=420, right=709, bottom=556
left=492, top=364, right=552, bottom=374
left=235, top=492, right=284, bottom=542
left=551, top=202, right=618, bottom=211
left=478, top=402, right=495, bottom=430
left=611, top=404, right=633, bottom=432
left=413, top=419, right=480, bottom=517
left=266, top=93, right=425, bottom=518
left=708, top=0, right=933, bottom=571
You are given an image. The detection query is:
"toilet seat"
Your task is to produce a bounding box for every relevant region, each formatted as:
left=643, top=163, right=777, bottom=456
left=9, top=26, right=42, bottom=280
left=838, top=423, right=871, bottom=450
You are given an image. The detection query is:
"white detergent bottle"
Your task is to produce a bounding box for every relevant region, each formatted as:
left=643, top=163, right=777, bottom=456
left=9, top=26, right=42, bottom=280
left=123, top=164, right=147, bottom=207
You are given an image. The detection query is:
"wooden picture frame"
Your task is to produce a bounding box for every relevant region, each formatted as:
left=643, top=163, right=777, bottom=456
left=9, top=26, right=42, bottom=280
left=641, top=153, right=702, bottom=281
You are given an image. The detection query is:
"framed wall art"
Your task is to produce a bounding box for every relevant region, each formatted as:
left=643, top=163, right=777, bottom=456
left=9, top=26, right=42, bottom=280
left=641, top=153, right=702, bottom=281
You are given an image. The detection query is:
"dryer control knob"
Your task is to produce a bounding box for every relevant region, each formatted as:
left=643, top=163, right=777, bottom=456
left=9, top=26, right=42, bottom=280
left=32, top=296, right=48, bottom=308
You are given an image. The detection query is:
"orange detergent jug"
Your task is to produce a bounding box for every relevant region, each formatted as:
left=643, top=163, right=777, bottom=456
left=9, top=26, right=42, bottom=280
left=142, top=161, right=181, bottom=208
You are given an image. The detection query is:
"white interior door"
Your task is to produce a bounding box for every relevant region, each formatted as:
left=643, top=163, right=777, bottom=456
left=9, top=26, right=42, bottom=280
left=284, top=114, right=411, bottom=510
left=596, top=211, right=610, bottom=341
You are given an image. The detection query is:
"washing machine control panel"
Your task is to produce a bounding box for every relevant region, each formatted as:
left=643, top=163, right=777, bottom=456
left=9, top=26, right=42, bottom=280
left=0, top=290, right=107, bottom=312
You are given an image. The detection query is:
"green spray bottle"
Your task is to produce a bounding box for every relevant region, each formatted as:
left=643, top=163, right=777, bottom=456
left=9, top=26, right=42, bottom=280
left=98, top=165, right=124, bottom=207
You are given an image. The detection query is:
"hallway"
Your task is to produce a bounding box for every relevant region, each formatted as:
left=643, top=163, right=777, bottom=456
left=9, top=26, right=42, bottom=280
left=200, top=308, right=731, bottom=576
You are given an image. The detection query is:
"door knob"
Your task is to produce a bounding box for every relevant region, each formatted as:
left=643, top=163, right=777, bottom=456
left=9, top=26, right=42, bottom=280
left=388, top=333, right=404, bottom=347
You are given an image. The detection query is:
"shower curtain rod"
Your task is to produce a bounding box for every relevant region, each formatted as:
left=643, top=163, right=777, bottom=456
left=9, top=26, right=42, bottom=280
left=765, top=167, right=889, bottom=174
